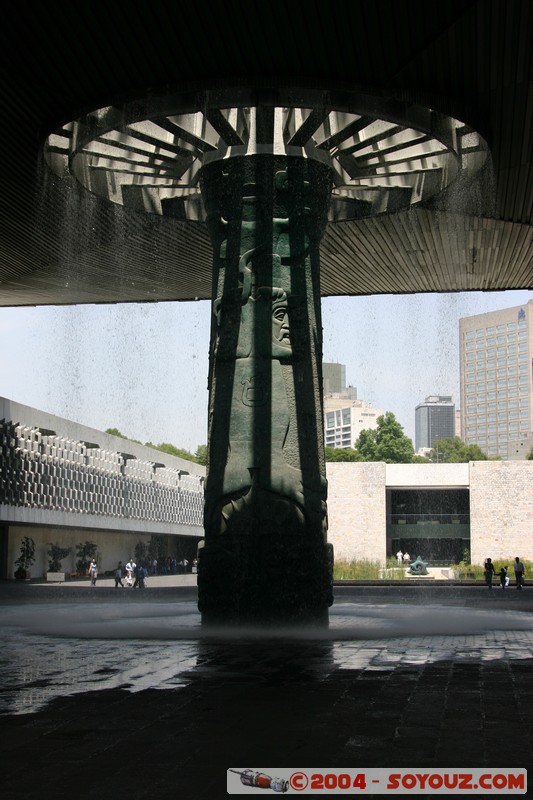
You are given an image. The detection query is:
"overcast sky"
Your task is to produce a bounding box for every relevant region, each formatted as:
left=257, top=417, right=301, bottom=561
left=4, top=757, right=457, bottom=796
left=1, top=288, right=532, bottom=452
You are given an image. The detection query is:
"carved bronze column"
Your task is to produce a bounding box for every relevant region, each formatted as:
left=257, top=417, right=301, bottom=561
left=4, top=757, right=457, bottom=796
left=197, top=153, right=334, bottom=624
left=43, top=90, right=488, bottom=624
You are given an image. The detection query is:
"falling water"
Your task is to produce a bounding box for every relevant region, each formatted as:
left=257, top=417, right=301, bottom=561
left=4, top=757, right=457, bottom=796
left=2, top=110, right=531, bottom=721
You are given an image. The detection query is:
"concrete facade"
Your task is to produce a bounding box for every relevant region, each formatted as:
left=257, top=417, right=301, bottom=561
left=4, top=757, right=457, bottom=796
left=3, top=398, right=532, bottom=576
left=469, top=460, right=533, bottom=564
left=459, top=300, right=533, bottom=459
left=324, top=397, right=383, bottom=450
left=326, top=462, right=387, bottom=562
left=1, top=397, right=205, bottom=579
left=5, top=525, right=158, bottom=581
left=326, top=461, right=532, bottom=567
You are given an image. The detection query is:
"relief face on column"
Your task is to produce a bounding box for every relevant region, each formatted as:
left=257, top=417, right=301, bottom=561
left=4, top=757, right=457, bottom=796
left=202, top=156, right=332, bottom=544
left=207, top=251, right=315, bottom=538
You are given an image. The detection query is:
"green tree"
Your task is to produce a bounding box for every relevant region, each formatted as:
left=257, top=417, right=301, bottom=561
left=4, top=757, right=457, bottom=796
left=325, top=446, right=359, bottom=462
left=106, top=428, right=205, bottom=465
left=105, top=428, right=141, bottom=444
left=145, top=441, right=199, bottom=462
left=353, top=428, right=379, bottom=461
left=526, top=446, right=533, bottom=460
left=354, top=412, right=414, bottom=463
left=14, top=536, right=36, bottom=578
left=47, top=543, right=71, bottom=572
left=429, top=437, right=488, bottom=463
left=195, top=444, right=208, bottom=465
left=75, top=541, right=98, bottom=574
left=105, top=427, right=126, bottom=438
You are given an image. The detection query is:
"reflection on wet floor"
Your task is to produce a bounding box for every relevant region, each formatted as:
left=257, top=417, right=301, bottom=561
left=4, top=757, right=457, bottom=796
left=2, top=600, right=533, bottom=716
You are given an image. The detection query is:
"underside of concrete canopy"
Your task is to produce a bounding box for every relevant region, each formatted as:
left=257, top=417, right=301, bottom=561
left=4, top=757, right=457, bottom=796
left=0, top=0, right=532, bottom=308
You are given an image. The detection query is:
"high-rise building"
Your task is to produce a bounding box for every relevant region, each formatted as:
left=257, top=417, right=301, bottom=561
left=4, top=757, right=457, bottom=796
left=323, top=363, right=346, bottom=395
left=323, top=362, right=381, bottom=449
left=459, top=300, right=533, bottom=459
left=324, top=396, right=383, bottom=449
left=415, top=396, right=455, bottom=452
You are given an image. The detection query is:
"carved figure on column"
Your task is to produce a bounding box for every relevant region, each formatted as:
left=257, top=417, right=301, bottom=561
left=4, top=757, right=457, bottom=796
left=206, top=248, right=325, bottom=540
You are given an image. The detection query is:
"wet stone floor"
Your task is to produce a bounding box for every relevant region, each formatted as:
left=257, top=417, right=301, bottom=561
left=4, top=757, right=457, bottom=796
left=0, top=587, right=532, bottom=799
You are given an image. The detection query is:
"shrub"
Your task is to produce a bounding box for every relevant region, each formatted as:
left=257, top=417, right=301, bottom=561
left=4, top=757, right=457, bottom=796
left=75, top=541, right=98, bottom=574
left=452, top=561, right=484, bottom=580
left=47, top=543, right=72, bottom=572
left=14, top=536, right=36, bottom=578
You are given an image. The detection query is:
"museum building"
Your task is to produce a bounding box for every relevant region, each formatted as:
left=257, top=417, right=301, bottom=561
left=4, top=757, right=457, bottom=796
left=1, top=397, right=531, bottom=578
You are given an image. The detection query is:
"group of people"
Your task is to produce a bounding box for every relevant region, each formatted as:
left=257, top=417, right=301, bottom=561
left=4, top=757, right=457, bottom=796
left=114, top=558, right=148, bottom=589
left=87, top=555, right=196, bottom=588
left=483, top=556, right=526, bottom=590
left=396, top=549, right=411, bottom=565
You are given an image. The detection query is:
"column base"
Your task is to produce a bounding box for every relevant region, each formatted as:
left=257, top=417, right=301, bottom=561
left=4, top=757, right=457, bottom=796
left=198, top=536, right=333, bottom=627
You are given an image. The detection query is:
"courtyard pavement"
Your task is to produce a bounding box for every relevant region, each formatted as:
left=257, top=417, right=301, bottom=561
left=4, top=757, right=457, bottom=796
left=0, top=579, right=531, bottom=799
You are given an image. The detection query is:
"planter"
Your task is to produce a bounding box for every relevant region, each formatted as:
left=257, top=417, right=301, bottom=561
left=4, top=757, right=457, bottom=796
left=46, top=572, right=65, bottom=583
left=14, top=568, right=30, bottom=580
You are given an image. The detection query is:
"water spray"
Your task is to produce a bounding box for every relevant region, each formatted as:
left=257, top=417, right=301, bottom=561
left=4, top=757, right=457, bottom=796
left=229, top=769, right=289, bottom=793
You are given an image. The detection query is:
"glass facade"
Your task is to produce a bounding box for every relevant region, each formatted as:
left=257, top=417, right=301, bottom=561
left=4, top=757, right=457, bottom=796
left=415, top=396, right=455, bottom=452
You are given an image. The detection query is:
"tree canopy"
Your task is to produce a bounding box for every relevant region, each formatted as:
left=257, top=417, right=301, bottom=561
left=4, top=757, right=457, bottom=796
left=428, top=437, right=489, bottom=463
left=145, top=441, right=202, bottom=464
left=325, top=446, right=358, bottom=462
left=105, top=427, right=206, bottom=465
left=353, top=412, right=415, bottom=464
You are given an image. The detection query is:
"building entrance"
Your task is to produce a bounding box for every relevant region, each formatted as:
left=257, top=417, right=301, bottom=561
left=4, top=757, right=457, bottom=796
left=390, top=537, right=465, bottom=565
left=387, top=488, right=470, bottom=565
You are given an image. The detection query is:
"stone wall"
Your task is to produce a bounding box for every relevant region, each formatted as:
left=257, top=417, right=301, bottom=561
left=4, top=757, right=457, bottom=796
left=326, top=460, right=533, bottom=568
left=469, top=461, right=533, bottom=564
left=326, top=462, right=386, bottom=562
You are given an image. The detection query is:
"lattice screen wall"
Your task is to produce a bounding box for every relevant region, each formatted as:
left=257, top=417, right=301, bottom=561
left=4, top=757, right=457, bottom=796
left=0, top=419, right=204, bottom=526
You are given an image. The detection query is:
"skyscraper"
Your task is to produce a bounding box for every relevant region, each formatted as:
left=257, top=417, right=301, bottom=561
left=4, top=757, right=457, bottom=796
left=459, top=301, right=533, bottom=459
left=415, top=396, right=455, bottom=452
left=323, top=363, right=346, bottom=395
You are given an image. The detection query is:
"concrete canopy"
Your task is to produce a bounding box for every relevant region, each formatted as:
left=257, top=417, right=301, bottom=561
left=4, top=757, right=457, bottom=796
left=0, top=0, right=532, bottom=308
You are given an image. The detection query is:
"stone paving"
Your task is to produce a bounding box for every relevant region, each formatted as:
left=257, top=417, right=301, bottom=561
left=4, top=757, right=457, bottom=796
left=0, top=581, right=532, bottom=799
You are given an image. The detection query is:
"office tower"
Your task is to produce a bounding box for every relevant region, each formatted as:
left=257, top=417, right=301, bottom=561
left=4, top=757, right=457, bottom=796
left=323, top=362, right=347, bottom=395
left=459, top=300, right=533, bottom=459
left=415, top=396, right=455, bottom=452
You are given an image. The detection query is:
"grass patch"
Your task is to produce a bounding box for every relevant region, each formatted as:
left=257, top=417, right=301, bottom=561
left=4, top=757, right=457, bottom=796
left=334, top=557, right=406, bottom=580
left=452, top=562, right=484, bottom=580
left=334, top=558, right=531, bottom=581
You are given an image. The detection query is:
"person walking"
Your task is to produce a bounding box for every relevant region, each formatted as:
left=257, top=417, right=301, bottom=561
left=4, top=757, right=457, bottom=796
left=483, top=557, right=496, bottom=590
left=137, top=563, right=147, bottom=589
left=88, top=557, right=98, bottom=586
left=114, top=561, right=124, bottom=588
left=499, top=565, right=509, bottom=590
left=125, top=557, right=136, bottom=587
left=396, top=549, right=403, bottom=565
left=514, top=557, right=525, bottom=590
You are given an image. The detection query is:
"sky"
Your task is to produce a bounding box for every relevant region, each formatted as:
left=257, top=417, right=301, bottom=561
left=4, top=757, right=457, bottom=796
left=1, top=288, right=532, bottom=453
